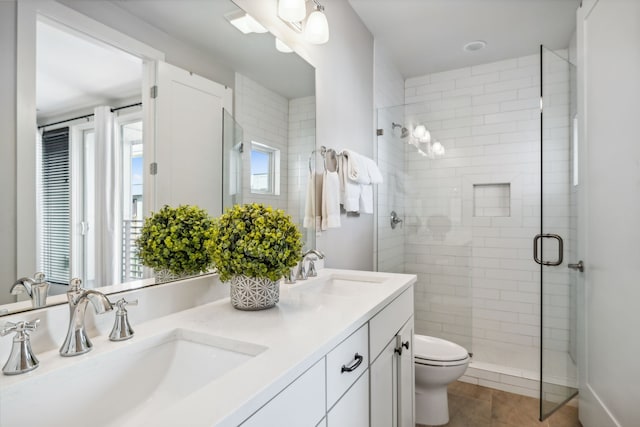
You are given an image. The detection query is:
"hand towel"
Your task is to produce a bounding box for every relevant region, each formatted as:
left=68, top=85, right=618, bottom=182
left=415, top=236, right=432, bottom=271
left=303, top=170, right=315, bottom=229
left=339, top=154, right=361, bottom=213
left=322, top=170, right=341, bottom=230
left=360, top=184, right=374, bottom=214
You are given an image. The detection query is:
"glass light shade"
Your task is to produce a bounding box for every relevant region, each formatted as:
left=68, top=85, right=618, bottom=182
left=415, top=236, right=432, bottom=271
left=275, top=38, right=293, bottom=53
left=432, top=141, right=445, bottom=155
left=278, top=0, right=306, bottom=22
left=413, top=124, right=426, bottom=139
left=419, top=129, right=432, bottom=144
left=304, top=9, right=330, bottom=44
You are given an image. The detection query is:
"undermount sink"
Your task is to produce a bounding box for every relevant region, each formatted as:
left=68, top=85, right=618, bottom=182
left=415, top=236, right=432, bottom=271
left=0, top=329, right=266, bottom=427
left=291, top=273, right=390, bottom=297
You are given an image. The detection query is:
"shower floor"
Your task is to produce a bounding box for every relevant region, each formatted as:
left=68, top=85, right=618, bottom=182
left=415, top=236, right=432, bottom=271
left=464, top=342, right=577, bottom=403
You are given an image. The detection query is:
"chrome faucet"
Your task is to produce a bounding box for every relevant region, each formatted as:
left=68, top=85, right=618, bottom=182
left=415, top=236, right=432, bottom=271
left=296, top=249, right=326, bottom=280
left=10, top=272, right=50, bottom=308
left=0, top=319, right=40, bottom=375
left=60, top=278, right=112, bottom=357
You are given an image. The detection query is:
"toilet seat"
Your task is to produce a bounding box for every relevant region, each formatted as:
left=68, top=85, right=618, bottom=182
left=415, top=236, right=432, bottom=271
left=414, top=335, right=470, bottom=367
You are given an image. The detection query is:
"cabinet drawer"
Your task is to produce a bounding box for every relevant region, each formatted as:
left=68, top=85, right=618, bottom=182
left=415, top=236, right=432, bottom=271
left=241, top=358, right=325, bottom=426
left=369, top=286, right=414, bottom=362
left=327, top=370, right=369, bottom=427
left=326, top=323, right=369, bottom=408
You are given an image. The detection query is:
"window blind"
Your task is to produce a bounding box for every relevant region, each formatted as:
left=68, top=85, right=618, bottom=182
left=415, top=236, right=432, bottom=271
left=41, top=127, right=70, bottom=285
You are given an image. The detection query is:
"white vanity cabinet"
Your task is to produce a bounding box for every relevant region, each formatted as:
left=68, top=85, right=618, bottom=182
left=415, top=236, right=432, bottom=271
left=370, top=288, right=415, bottom=427
left=240, top=358, right=326, bottom=427
left=240, top=285, right=414, bottom=427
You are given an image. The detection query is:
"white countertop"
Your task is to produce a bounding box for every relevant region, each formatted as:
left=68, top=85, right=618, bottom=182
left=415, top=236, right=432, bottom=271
left=1, top=269, right=415, bottom=427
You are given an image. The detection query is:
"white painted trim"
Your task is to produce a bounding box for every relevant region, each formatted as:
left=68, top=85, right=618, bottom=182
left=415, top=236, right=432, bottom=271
left=579, top=384, right=620, bottom=427
left=33, top=1, right=164, bottom=61
left=16, top=1, right=38, bottom=278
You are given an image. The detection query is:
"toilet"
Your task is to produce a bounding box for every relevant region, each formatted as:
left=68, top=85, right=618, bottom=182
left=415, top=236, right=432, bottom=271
left=414, top=334, right=470, bottom=426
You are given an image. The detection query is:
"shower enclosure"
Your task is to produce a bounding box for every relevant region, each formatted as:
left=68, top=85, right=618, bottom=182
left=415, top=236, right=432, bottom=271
left=376, top=46, right=578, bottom=420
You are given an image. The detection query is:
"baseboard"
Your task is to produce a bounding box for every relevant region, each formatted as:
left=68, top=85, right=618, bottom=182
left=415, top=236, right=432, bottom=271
left=579, top=384, right=620, bottom=427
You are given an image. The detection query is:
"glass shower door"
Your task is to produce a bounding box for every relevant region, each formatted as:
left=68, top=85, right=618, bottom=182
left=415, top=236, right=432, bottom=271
left=222, top=109, right=243, bottom=210
left=538, top=45, right=579, bottom=420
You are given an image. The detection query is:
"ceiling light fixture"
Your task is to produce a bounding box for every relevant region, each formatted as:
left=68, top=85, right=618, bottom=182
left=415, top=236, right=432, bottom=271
left=278, top=0, right=306, bottom=23
left=278, top=0, right=329, bottom=45
left=304, top=3, right=329, bottom=44
left=225, top=10, right=268, bottom=34
left=410, top=124, right=445, bottom=159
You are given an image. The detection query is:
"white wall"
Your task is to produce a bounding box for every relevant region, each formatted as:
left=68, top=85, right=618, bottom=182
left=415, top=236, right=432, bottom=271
left=402, top=53, right=573, bottom=374
left=578, top=0, right=640, bottom=425
left=0, top=1, right=17, bottom=303
left=288, top=95, right=316, bottom=248
left=235, top=0, right=375, bottom=270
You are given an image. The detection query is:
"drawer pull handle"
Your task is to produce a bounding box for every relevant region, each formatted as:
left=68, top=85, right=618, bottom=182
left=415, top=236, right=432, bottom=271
left=394, top=341, right=410, bottom=356
left=341, top=353, right=363, bottom=373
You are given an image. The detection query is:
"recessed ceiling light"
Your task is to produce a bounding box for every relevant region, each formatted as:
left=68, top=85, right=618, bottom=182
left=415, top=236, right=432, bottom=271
left=463, top=40, right=487, bottom=52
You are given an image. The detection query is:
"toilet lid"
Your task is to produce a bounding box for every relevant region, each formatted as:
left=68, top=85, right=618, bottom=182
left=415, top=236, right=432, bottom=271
left=414, top=335, right=469, bottom=362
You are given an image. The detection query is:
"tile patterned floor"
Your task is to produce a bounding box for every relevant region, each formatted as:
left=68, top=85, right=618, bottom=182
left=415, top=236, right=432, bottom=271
left=417, top=381, right=582, bottom=427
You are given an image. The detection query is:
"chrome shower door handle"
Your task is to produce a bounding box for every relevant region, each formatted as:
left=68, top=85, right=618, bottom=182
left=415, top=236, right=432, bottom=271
left=533, top=234, right=564, bottom=266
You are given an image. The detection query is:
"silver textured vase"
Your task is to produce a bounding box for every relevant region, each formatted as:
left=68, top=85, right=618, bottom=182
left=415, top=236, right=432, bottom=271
left=154, top=269, right=194, bottom=284
left=230, top=275, right=280, bottom=310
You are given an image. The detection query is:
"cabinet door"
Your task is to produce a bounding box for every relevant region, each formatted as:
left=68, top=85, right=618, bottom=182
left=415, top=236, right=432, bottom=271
left=327, top=372, right=369, bottom=427
left=241, top=358, right=325, bottom=426
left=370, top=338, right=397, bottom=427
left=396, top=317, right=414, bottom=427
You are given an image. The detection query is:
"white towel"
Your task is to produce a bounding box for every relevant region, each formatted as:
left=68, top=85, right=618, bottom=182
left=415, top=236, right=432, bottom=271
left=364, top=157, right=383, bottom=184
left=322, top=170, right=341, bottom=230
left=342, top=149, right=370, bottom=184
left=303, top=170, right=315, bottom=229
left=360, top=184, right=374, bottom=214
left=339, top=155, right=361, bottom=213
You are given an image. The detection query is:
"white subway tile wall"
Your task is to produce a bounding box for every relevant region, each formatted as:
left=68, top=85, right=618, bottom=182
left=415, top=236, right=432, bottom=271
left=399, top=52, right=572, bottom=377
left=235, top=74, right=316, bottom=247
left=235, top=74, right=289, bottom=211
left=374, top=43, right=406, bottom=273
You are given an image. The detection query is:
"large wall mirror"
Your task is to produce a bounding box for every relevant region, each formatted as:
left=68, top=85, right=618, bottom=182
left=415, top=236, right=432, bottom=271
left=4, top=0, right=316, bottom=315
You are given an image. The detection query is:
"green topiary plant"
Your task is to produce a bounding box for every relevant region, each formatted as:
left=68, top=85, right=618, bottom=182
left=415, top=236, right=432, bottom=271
left=136, top=205, right=214, bottom=276
left=207, top=203, right=303, bottom=282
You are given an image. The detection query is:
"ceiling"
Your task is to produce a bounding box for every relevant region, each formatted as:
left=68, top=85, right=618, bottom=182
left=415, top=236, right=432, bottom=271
left=114, top=0, right=315, bottom=99
left=37, top=0, right=314, bottom=121
left=37, top=20, right=142, bottom=120
left=348, top=0, right=579, bottom=78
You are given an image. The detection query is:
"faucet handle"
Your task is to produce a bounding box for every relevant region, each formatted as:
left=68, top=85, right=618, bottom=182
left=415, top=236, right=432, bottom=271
left=1, top=319, right=40, bottom=375
left=109, top=298, right=137, bottom=341
left=69, top=277, right=83, bottom=291
left=1, top=319, right=40, bottom=336
left=33, top=272, right=45, bottom=283
left=112, top=298, right=138, bottom=310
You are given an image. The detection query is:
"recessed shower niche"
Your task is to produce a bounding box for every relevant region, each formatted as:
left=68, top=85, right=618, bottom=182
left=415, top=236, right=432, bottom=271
left=473, top=183, right=511, bottom=217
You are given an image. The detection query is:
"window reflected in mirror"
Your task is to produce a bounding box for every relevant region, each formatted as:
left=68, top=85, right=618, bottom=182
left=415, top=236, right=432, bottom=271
left=250, top=142, right=280, bottom=195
